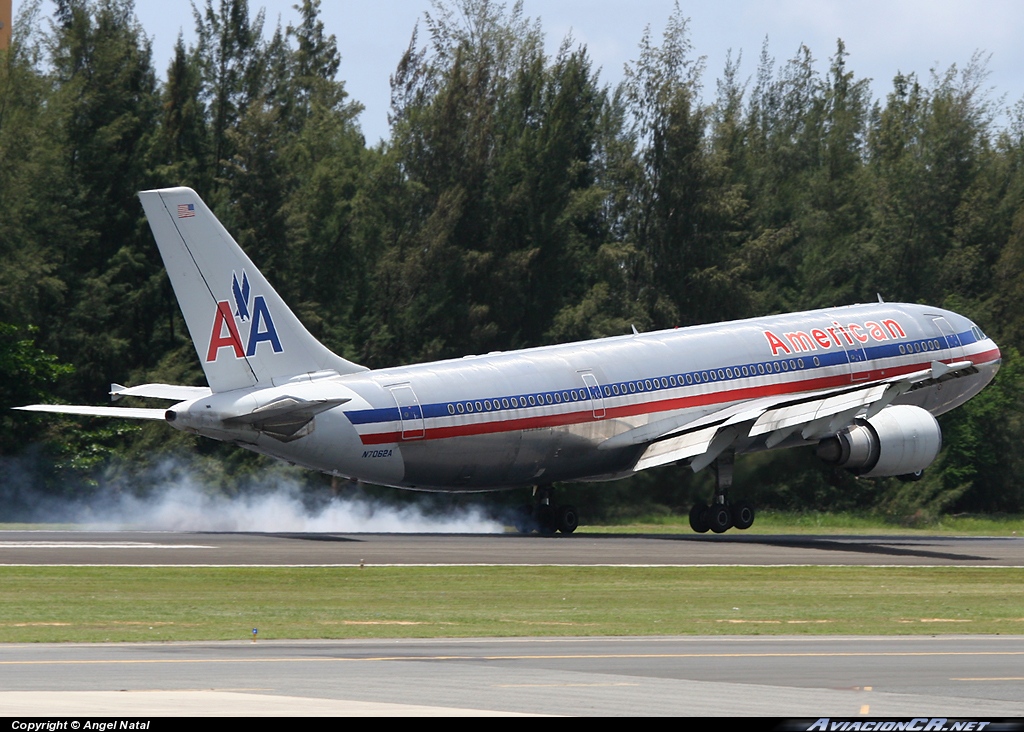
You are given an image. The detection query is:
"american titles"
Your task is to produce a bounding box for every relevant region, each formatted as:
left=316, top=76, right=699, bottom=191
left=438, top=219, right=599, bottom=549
left=763, top=319, right=906, bottom=357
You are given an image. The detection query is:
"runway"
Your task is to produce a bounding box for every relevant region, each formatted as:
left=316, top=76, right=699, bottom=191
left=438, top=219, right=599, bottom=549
left=1, top=636, right=1024, bottom=716
left=2, top=530, right=1023, bottom=715
left=1, top=529, right=1022, bottom=566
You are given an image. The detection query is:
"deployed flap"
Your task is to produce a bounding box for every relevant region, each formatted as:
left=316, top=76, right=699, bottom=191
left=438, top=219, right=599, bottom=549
left=110, top=383, right=213, bottom=402
left=598, top=410, right=720, bottom=452
left=599, top=394, right=784, bottom=452
left=749, top=384, right=888, bottom=437
left=632, top=424, right=722, bottom=472
left=14, top=404, right=167, bottom=420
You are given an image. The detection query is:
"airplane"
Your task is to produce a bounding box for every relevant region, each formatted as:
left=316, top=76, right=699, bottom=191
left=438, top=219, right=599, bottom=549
left=16, top=187, right=1002, bottom=534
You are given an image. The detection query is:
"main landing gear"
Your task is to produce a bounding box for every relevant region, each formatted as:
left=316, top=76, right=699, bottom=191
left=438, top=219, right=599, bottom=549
left=688, top=451, right=755, bottom=534
left=514, top=485, right=578, bottom=536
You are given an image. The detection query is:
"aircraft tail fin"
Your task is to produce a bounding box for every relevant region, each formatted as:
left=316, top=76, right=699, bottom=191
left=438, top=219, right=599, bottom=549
left=138, top=187, right=367, bottom=393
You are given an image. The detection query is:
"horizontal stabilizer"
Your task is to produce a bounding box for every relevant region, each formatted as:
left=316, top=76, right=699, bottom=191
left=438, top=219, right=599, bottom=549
left=221, top=397, right=349, bottom=425
left=110, top=383, right=213, bottom=402
left=221, top=396, right=349, bottom=441
left=14, top=404, right=167, bottom=420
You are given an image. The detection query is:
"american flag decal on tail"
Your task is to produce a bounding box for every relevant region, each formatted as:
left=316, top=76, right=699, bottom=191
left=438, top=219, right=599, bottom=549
left=177, top=203, right=195, bottom=218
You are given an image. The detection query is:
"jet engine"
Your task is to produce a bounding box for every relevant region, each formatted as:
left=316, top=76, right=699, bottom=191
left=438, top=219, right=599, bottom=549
left=816, top=405, right=942, bottom=478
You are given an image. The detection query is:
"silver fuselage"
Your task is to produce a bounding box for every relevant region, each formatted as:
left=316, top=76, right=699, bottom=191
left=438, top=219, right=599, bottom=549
left=168, top=302, right=1001, bottom=491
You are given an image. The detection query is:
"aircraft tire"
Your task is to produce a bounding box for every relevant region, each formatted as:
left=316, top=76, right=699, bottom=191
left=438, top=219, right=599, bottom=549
left=535, top=505, right=558, bottom=536
left=556, top=504, right=579, bottom=534
left=898, top=470, right=924, bottom=483
left=732, top=502, right=755, bottom=530
left=689, top=504, right=710, bottom=533
left=513, top=504, right=534, bottom=534
left=707, top=505, right=732, bottom=534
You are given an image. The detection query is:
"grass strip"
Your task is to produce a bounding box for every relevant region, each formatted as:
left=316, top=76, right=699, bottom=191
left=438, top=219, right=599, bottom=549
left=1, top=566, right=1022, bottom=643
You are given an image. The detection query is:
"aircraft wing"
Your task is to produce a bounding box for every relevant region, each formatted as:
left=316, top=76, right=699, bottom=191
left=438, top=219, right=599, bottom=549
left=627, top=359, right=977, bottom=473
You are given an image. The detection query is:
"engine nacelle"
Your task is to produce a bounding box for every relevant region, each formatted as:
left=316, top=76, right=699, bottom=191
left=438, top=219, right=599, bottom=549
left=816, top=405, right=942, bottom=478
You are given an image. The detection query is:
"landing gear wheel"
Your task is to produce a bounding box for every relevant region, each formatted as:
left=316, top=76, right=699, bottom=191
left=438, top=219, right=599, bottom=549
left=524, top=485, right=580, bottom=536
left=513, top=504, right=534, bottom=534
left=556, top=504, right=579, bottom=534
left=687, top=453, right=757, bottom=534
left=535, top=504, right=558, bottom=536
left=732, top=501, right=755, bottom=530
left=898, top=470, right=924, bottom=482
left=689, top=503, right=710, bottom=533
left=707, top=504, right=733, bottom=534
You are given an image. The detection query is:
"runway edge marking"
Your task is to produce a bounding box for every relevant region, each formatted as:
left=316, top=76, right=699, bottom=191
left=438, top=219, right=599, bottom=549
left=1, top=563, right=1023, bottom=568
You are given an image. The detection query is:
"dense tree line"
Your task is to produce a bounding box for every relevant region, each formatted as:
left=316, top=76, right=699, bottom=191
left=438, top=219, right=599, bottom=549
left=3, top=0, right=1024, bottom=521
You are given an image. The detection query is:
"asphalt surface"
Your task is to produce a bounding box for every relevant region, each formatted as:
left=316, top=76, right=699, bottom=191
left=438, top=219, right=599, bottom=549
left=1, top=530, right=1022, bottom=566
left=2, top=530, right=1023, bottom=716
left=1, top=636, right=1023, bottom=716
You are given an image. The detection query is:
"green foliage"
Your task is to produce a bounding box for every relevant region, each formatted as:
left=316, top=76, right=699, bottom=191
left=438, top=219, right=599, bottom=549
left=941, top=348, right=1024, bottom=512
left=0, top=324, right=73, bottom=454
left=367, top=0, right=614, bottom=363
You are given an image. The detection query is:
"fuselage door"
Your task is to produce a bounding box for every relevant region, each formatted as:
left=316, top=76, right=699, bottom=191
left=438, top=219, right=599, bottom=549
left=579, top=371, right=606, bottom=419
left=843, top=339, right=869, bottom=381
left=826, top=313, right=869, bottom=382
left=931, top=316, right=966, bottom=361
left=388, top=383, right=425, bottom=440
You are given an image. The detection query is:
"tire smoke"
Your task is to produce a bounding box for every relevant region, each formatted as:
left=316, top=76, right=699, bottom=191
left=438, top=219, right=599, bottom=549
left=0, top=456, right=505, bottom=533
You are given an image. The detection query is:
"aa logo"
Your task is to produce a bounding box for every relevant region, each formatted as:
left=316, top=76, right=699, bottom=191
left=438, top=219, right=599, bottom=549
left=206, top=271, right=283, bottom=361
